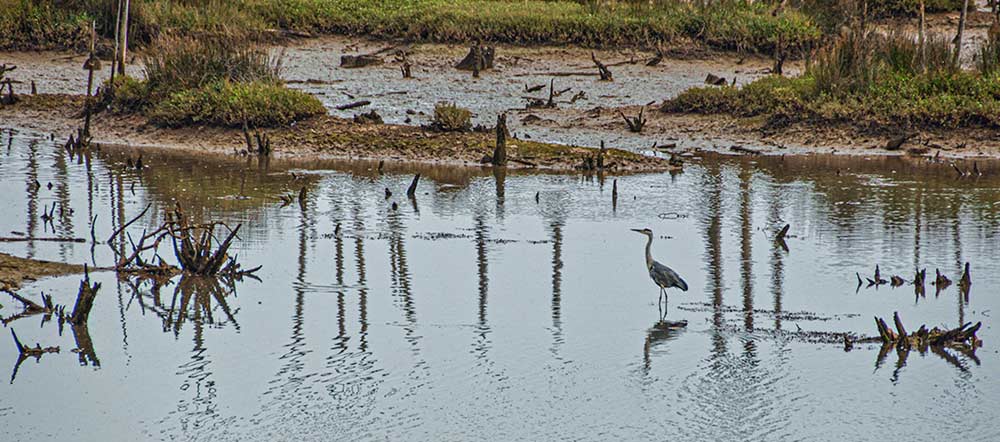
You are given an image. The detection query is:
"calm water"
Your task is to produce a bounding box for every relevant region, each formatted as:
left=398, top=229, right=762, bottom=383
left=0, top=127, right=998, bottom=441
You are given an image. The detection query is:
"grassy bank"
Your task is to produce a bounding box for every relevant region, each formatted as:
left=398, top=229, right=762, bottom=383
left=1, top=0, right=820, bottom=53
left=663, top=31, right=1000, bottom=131
left=103, top=35, right=324, bottom=128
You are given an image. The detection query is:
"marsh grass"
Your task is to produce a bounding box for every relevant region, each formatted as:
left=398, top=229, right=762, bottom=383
left=1, top=0, right=821, bottom=54
left=105, top=34, right=321, bottom=128
left=665, top=30, right=1000, bottom=130
left=143, top=34, right=282, bottom=94
left=432, top=103, right=473, bottom=132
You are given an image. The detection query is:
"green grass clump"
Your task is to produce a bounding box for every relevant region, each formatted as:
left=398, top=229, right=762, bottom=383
left=104, top=34, right=322, bottom=128
left=147, top=80, right=325, bottom=127
left=143, top=34, right=281, bottom=93
left=664, top=31, right=1000, bottom=130
left=432, top=102, right=473, bottom=132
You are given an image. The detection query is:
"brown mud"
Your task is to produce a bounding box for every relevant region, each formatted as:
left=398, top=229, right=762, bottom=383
left=0, top=253, right=84, bottom=290
left=0, top=94, right=670, bottom=171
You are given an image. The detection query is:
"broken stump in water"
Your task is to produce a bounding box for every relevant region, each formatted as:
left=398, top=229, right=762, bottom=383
left=456, top=43, right=495, bottom=71
left=407, top=174, right=421, bottom=198
left=705, top=73, right=727, bottom=86
left=69, top=266, right=100, bottom=325
left=620, top=108, right=646, bottom=133
left=493, top=113, right=508, bottom=166
left=591, top=52, right=613, bottom=81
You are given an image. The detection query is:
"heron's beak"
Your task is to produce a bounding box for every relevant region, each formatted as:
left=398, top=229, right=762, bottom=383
left=630, top=229, right=643, bottom=233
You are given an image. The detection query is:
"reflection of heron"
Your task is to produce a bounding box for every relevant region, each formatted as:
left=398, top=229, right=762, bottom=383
left=643, top=319, right=688, bottom=371
left=632, top=228, right=688, bottom=312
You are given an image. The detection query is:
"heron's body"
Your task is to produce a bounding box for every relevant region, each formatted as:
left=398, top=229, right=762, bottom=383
left=633, top=228, right=687, bottom=309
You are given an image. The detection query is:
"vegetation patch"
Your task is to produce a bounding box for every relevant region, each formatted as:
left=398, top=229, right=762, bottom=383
left=431, top=102, right=473, bottom=132
left=103, top=34, right=323, bottom=128
left=2, top=0, right=821, bottom=54
left=147, top=80, right=325, bottom=127
left=663, top=31, right=1000, bottom=131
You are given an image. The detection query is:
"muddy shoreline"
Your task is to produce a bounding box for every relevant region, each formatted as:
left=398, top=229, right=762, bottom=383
left=3, top=21, right=1000, bottom=165
left=0, top=253, right=83, bottom=290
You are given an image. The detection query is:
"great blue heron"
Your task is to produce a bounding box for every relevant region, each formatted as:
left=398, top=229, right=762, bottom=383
left=631, top=228, right=688, bottom=309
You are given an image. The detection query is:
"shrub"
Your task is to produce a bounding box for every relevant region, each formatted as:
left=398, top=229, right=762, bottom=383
left=104, top=75, right=150, bottom=112
left=431, top=102, right=472, bottom=132
left=148, top=80, right=325, bottom=127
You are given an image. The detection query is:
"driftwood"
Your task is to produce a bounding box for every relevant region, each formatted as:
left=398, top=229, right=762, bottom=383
left=335, top=100, right=371, bottom=110
left=108, top=204, right=259, bottom=280
left=0, top=236, right=85, bottom=243
left=2, top=289, right=62, bottom=326
left=730, top=145, right=762, bottom=155
left=341, top=53, right=383, bottom=68
left=874, top=312, right=981, bottom=356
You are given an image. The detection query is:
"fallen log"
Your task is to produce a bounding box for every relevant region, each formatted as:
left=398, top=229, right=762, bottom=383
left=335, top=100, right=371, bottom=111
left=874, top=312, right=982, bottom=352
left=341, top=54, right=383, bottom=68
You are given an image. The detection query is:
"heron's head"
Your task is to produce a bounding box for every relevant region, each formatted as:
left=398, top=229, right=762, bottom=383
left=630, top=228, right=653, bottom=236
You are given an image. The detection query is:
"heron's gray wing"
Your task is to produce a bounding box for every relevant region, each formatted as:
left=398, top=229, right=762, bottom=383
left=650, top=260, right=688, bottom=291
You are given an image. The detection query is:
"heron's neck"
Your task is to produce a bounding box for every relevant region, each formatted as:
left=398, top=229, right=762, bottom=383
left=644, top=234, right=653, bottom=268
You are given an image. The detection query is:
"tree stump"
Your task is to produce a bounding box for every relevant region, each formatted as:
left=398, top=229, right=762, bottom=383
left=493, top=114, right=508, bottom=166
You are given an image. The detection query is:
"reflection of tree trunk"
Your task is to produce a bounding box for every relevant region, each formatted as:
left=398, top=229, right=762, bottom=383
left=71, top=321, right=100, bottom=367
left=701, top=167, right=726, bottom=357
left=952, top=211, right=965, bottom=325
left=25, top=140, right=39, bottom=258
left=550, top=221, right=563, bottom=332
left=768, top=190, right=785, bottom=331
left=353, top=204, right=369, bottom=352
left=53, top=143, right=74, bottom=260
left=739, top=165, right=754, bottom=336
left=474, top=213, right=488, bottom=327
left=493, top=166, right=505, bottom=221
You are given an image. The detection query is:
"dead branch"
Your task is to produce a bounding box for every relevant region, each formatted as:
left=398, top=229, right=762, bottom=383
left=0, top=236, right=85, bottom=242
left=335, top=100, right=371, bottom=111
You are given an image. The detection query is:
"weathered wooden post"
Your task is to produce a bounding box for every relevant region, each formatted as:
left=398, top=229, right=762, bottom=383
left=492, top=113, right=508, bottom=166
left=82, top=22, right=102, bottom=139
